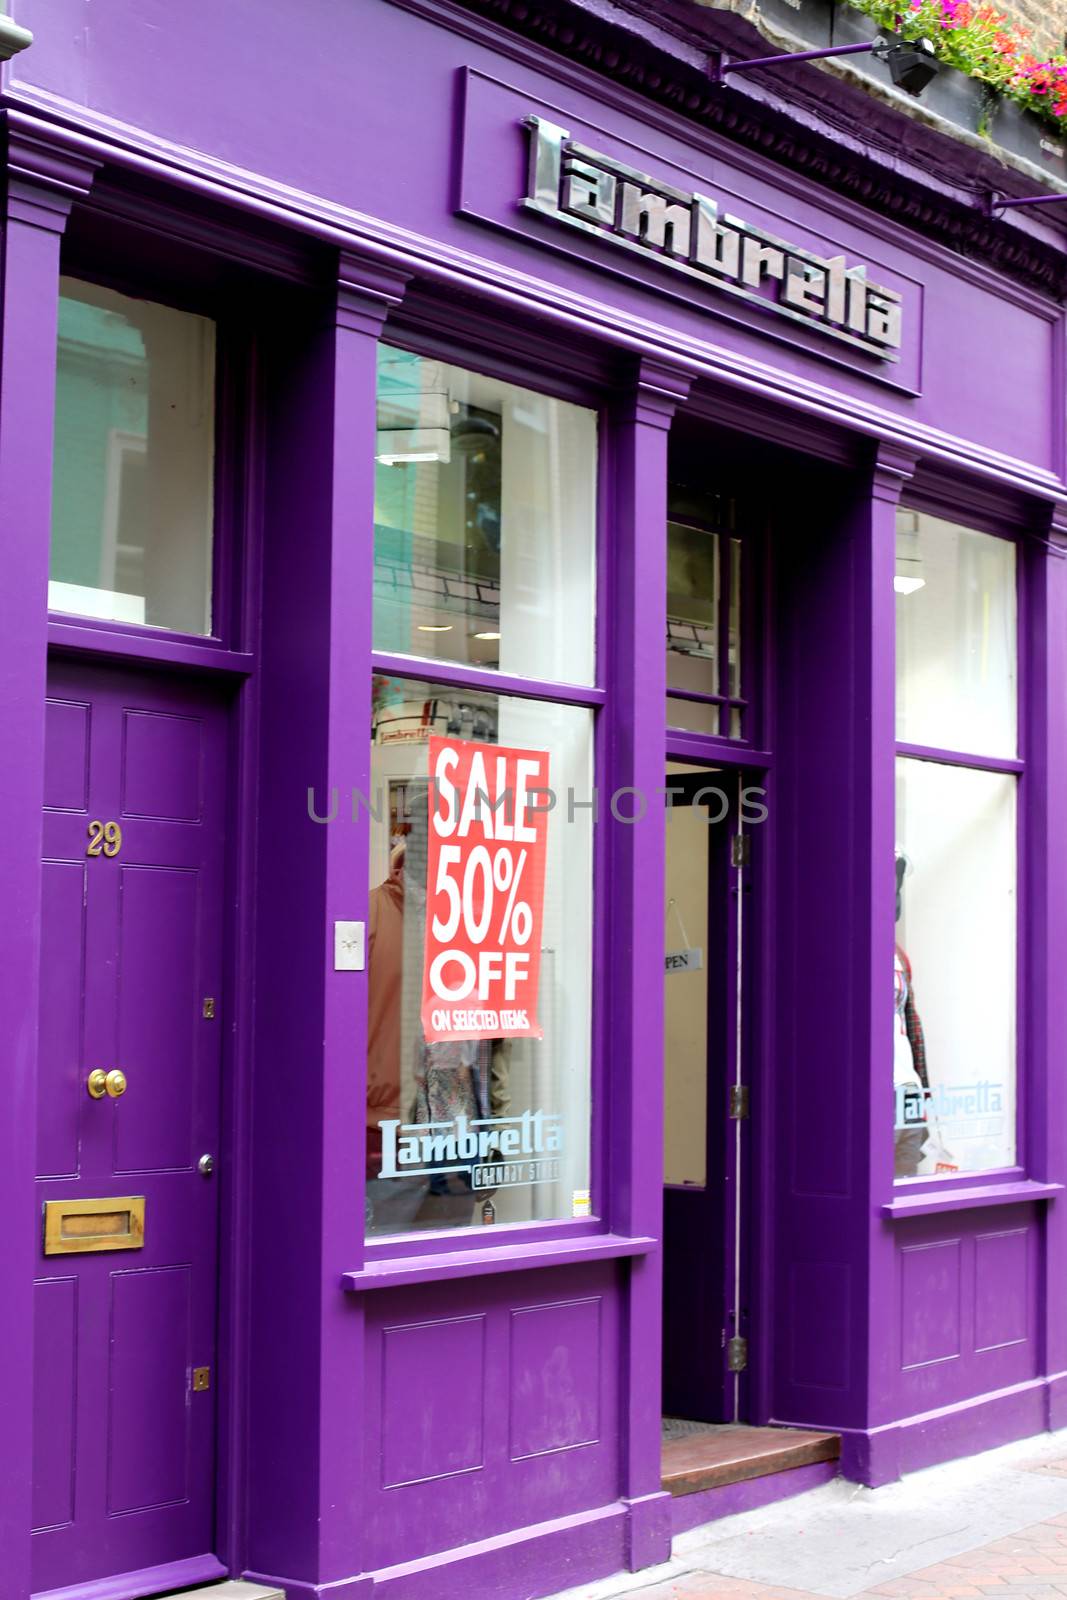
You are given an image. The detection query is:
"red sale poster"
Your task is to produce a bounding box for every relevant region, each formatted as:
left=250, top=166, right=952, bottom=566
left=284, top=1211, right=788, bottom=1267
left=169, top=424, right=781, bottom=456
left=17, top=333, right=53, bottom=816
left=421, top=736, right=549, bottom=1043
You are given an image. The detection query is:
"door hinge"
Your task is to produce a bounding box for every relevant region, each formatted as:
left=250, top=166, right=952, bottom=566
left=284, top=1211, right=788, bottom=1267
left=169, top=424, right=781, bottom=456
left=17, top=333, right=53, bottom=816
left=731, top=834, right=750, bottom=868
left=727, top=1335, right=748, bottom=1372
left=729, top=1084, right=750, bottom=1120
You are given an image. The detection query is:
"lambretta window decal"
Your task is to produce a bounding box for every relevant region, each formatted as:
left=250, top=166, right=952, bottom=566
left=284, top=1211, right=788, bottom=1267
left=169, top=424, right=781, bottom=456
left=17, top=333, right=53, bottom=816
left=523, top=116, right=903, bottom=362
left=378, top=1110, right=563, bottom=1189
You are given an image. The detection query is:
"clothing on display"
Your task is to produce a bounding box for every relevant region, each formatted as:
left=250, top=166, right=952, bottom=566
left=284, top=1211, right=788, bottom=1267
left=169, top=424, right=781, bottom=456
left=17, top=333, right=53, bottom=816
left=894, top=942, right=928, bottom=1177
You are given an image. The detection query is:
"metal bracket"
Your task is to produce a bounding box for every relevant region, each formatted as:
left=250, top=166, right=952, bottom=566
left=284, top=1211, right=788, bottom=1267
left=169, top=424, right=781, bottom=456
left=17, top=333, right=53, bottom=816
left=729, top=1084, right=750, bottom=1120
left=986, top=189, right=1067, bottom=218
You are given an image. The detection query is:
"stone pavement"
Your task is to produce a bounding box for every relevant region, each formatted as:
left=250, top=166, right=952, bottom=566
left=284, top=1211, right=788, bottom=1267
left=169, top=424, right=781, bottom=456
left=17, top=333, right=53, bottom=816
left=548, top=1431, right=1067, bottom=1600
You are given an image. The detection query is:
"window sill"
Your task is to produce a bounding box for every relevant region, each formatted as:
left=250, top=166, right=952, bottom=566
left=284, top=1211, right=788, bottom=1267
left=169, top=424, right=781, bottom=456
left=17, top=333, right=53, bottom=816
left=340, top=1231, right=656, bottom=1291
left=882, top=1180, right=1063, bottom=1219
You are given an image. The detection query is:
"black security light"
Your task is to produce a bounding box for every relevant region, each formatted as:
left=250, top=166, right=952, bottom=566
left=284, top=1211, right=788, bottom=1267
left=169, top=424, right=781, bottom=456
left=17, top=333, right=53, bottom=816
left=710, top=34, right=940, bottom=99
left=884, top=37, right=940, bottom=94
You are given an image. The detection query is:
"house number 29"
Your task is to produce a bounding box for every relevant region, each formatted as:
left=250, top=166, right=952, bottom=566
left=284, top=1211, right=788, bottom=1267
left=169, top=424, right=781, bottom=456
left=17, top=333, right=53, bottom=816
left=87, top=820, right=122, bottom=858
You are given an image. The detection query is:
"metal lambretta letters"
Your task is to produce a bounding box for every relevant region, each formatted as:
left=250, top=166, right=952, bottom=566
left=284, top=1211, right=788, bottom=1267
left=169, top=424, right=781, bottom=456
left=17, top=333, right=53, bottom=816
left=523, top=116, right=903, bottom=362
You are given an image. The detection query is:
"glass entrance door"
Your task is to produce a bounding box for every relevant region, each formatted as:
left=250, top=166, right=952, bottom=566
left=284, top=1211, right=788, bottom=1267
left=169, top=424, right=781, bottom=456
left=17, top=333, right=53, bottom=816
left=662, top=767, right=749, bottom=1424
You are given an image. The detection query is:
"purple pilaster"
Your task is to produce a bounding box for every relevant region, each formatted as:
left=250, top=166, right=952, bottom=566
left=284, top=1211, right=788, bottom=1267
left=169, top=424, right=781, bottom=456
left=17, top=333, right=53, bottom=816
left=245, top=254, right=408, bottom=1600
left=608, top=358, right=692, bottom=1572
left=769, top=442, right=915, bottom=1480
left=0, top=129, right=97, bottom=1600
left=860, top=446, right=918, bottom=1484
left=1027, top=507, right=1067, bottom=1426
left=317, top=258, right=411, bottom=1597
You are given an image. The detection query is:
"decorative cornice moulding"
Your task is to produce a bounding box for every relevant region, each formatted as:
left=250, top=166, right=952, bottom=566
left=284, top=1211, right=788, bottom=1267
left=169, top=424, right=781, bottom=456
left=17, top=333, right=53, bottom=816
left=5, top=122, right=99, bottom=232
left=337, top=254, right=412, bottom=337
left=1, top=106, right=1061, bottom=508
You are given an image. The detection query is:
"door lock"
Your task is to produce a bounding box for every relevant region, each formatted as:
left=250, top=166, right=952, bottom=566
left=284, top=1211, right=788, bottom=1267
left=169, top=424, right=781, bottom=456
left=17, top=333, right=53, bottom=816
left=198, top=1154, right=215, bottom=1177
left=104, top=1070, right=127, bottom=1098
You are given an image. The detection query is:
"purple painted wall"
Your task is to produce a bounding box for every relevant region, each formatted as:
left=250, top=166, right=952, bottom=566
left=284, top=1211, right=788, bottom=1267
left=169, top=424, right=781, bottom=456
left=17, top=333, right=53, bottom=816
left=3, top=0, right=1067, bottom=1597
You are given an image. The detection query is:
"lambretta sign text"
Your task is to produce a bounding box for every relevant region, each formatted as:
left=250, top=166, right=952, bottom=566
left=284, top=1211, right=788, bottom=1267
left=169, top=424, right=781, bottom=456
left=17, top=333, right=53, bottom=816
left=523, top=116, right=902, bottom=362
left=378, top=1110, right=563, bottom=1190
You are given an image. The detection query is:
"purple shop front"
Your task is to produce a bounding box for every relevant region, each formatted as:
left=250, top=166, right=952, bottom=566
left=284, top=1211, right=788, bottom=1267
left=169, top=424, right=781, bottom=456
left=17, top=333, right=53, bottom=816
left=2, top=1, right=1066, bottom=1597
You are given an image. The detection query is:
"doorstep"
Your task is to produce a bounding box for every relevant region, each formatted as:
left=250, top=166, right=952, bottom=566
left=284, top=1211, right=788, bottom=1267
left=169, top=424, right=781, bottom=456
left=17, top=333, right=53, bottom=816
left=160, top=1584, right=284, bottom=1599
left=662, top=1422, right=841, bottom=1496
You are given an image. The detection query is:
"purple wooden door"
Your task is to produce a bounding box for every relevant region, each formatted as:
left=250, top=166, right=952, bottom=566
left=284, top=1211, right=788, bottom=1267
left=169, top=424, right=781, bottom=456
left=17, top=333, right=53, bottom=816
left=32, top=660, right=229, bottom=1598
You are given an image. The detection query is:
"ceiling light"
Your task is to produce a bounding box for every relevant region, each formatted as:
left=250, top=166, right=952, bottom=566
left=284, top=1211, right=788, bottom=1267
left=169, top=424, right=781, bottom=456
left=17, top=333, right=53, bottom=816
left=417, top=623, right=454, bottom=632
left=894, top=576, right=926, bottom=595
left=376, top=450, right=445, bottom=466
left=473, top=630, right=501, bottom=640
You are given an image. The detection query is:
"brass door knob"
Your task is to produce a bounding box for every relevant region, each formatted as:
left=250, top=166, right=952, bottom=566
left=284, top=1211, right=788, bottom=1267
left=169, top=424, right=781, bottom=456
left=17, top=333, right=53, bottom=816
left=104, top=1070, right=127, bottom=1099
left=87, top=1069, right=108, bottom=1100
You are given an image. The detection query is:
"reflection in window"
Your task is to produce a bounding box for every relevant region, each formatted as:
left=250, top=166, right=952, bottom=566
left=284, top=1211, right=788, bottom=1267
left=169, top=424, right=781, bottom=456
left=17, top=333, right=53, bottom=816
left=366, top=675, right=593, bottom=1237
left=666, top=494, right=745, bottom=739
left=49, top=277, right=216, bottom=636
left=664, top=780, right=709, bottom=1187
left=374, top=347, right=596, bottom=685
left=894, top=760, right=1016, bottom=1176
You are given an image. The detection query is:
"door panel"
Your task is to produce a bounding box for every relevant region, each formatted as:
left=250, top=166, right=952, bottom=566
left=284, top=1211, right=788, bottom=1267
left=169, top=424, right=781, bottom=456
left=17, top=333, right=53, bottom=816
left=33, top=659, right=229, bottom=1598
left=108, top=1266, right=193, bottom=1514
left=43, top=696, right=91, bottom=812
left=37, top=861, right=88, bottom=1180
left=121, top=708, right=205, bottom=824
left=115, top=865, right=200, bottom=1173
left=32, top=1277, right=79, bottom=1532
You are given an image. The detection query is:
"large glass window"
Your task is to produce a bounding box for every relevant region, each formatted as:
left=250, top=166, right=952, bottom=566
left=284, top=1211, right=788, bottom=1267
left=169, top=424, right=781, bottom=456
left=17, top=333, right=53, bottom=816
left=374, top=346, right=596, bottom=684
left=366, top=676, right=593, bottom=1236
left=49, top=278, right=216, bottom=636
left=893, top=510, right=1018, bottom=1180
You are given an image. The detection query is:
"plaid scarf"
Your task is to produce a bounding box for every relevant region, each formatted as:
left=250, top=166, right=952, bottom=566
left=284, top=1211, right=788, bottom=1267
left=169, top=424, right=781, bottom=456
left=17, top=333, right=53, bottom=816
left=896, top=944, right=928, bottom=1090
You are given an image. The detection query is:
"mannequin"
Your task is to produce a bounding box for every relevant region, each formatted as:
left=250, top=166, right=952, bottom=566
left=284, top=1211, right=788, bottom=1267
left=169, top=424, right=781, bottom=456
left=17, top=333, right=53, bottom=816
left=366, top=839, right=425, bottom=1233
left=894, top=851, right=929, bottom=1177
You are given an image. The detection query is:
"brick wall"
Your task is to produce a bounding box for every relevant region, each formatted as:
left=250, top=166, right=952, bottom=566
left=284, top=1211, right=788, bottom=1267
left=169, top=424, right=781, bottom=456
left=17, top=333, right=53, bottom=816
left=999, top=0, right=1067, bottom=60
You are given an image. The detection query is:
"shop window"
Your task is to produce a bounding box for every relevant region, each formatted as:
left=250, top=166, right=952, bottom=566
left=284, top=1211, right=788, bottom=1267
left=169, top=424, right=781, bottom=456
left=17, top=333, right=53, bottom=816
left=49, top=277, right=216, bottom=636
left=374, top=346, right=596, bottom=685
left=893, top=510, right=1018, bottom=1181
left=666, top=493, right=746, bottom=739
left=896, top=509, right=1017, bottom=759
left=366, top=675, right=593, bottom=1237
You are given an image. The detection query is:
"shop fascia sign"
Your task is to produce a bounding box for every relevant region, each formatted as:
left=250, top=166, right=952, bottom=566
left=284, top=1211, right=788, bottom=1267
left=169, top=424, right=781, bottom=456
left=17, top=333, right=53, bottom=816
left=523, top=116, right=902, bottom=363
